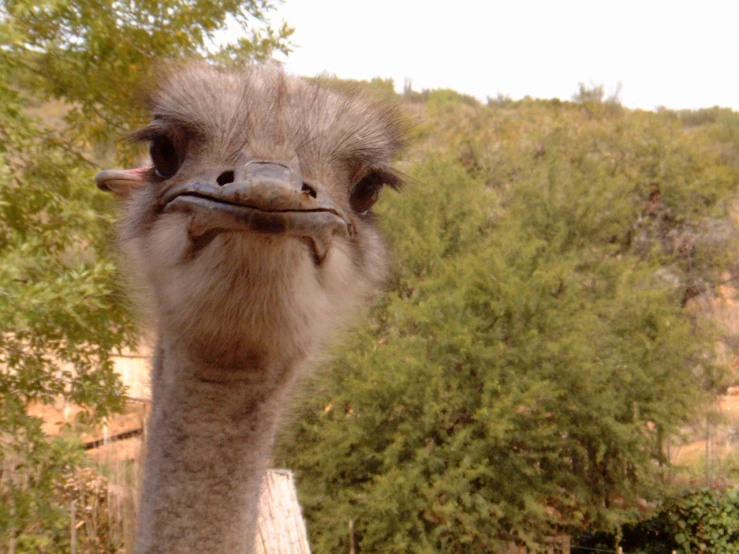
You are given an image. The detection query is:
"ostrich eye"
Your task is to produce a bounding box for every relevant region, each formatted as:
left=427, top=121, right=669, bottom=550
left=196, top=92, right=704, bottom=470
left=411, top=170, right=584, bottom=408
left=150, top=136, right=180, bottom=179
left=349, top=172, right=384, bottom=215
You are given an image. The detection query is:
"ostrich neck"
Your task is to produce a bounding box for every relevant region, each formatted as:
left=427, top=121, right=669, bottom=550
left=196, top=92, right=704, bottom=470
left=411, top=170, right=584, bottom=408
left=136, top=333, right=297, bottom=554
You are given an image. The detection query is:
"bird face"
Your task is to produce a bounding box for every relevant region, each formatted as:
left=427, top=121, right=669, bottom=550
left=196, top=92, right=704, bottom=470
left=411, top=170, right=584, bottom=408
left=97, top=65, right=406, bottom=369
left=97, top=65, right=404, bottom=265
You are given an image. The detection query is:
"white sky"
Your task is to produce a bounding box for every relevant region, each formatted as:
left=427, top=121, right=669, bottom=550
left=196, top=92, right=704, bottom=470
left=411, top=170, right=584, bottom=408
left=268, top=0, right=739, bottom=111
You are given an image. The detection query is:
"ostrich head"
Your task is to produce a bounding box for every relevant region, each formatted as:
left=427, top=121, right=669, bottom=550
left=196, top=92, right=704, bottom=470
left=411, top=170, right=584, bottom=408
left=97, top=65, right=406, bottom=375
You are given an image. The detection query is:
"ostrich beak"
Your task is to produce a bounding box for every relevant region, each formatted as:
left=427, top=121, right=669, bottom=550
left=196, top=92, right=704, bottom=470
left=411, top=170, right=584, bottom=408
left=160, top=161, right=353, bottom=263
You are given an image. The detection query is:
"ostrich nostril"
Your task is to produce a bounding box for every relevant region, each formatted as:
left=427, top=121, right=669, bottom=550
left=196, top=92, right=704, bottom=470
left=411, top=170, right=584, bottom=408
left=216, top=171, right=235, bottom=186
left=301, top=182, right=317, bottom=198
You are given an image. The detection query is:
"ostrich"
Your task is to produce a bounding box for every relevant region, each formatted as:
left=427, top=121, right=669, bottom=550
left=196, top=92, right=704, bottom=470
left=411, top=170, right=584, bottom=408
left=96, top=65, right=406, bottom=553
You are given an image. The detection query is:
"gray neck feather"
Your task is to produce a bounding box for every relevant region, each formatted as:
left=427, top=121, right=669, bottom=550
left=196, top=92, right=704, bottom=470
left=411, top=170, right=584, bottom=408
left=135, top=334, right=294, bottom=554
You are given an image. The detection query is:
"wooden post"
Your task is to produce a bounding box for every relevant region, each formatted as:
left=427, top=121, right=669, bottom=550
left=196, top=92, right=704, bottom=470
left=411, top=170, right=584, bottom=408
left=706, top=420, right=711, bottom=487
left=348, top=520, right=355, bottom=554
left=70, top=499, right=77, bottom=554
left=8, top=501, right=16, bottom=554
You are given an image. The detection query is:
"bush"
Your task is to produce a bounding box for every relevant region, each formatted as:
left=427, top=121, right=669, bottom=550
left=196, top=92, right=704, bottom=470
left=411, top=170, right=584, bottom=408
left=577, top=488, right=739, bottom=554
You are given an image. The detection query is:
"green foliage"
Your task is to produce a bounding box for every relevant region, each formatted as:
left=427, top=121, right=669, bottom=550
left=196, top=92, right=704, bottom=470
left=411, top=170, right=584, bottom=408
left=666, top=489, right=739, bottom=554
left=0, top=0, right=291, bottom=548
left=0, top=414, right=124, bottom=553
left=311, top=74, right=399, bottom=103
left=426, top=89, right=480, bottom=113
left=0, top=108, right=128, bottom=416
left=276, top=95, right=739, bottom=552
left=583, top=488, right=739, bottom=553
left=0, top=410, right=86, bottom=553
left=1, top=0, right=292, bottom=162
left=572, top=83, right=606, bottom=104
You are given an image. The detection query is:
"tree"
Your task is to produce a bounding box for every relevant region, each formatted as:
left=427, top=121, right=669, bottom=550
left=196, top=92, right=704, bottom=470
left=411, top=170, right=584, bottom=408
left=275, top=94, right=739, bottom=552
left=0, top=1, right=291, bottom=549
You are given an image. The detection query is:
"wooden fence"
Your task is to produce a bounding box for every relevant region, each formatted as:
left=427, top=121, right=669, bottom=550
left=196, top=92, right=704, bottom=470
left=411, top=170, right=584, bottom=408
left=254, top=470, right=312, bottom=554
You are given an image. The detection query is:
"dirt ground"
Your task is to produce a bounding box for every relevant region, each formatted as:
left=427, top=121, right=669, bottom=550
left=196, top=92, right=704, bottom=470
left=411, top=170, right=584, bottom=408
left=668, top=392, right=739, bottom=483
